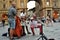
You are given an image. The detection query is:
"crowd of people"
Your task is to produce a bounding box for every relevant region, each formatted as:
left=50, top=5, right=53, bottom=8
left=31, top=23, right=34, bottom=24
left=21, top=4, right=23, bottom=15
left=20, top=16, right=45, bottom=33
left=1, top=1, right=41, bottom=40
left=7, top=2, right=43, bottom=40
left=1, top=1, right=54, bottom=40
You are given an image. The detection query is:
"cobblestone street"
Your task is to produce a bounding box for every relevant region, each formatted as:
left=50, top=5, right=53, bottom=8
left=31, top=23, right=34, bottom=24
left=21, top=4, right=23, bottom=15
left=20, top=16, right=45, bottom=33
left=0, top=23, right=60, bottom=40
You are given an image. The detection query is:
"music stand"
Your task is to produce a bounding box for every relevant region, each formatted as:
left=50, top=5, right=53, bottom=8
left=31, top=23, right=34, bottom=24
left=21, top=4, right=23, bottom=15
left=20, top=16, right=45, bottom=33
left=37, top=24, right=48, bottom=40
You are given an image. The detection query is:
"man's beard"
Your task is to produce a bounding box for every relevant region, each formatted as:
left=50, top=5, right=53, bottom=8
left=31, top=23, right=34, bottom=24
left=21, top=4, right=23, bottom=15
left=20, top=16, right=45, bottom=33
left=14, top=6, right=16, bottom=8
left=13, top=6, right=16, bottom=8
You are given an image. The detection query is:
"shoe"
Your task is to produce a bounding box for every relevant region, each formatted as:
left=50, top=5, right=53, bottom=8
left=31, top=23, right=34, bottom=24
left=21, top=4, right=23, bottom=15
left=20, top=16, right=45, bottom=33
left=40, top=33, right=43, bottom=35
left=32, top=34, right=35, bottom=36
left=24, top=33, right=26, bottom=35
left=32, top=33, right=35, bottom=36
left=16, top=37, right=20, bottom=39
left=10, top=38, right=14, bottom=40
left=22, top=33, right=26, bottom=36
left=28, top=32, right=31, bottom=34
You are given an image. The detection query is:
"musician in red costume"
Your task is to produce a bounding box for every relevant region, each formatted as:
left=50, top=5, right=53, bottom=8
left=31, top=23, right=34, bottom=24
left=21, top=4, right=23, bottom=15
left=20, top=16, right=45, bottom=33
left=13, top=16, right=23, bottom=38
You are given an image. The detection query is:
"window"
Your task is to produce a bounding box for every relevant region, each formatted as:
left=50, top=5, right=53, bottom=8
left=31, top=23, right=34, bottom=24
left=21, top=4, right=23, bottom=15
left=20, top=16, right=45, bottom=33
left=20, top=0, right=24, bottom=8
left=3, top=0, right=5, bottom=1
left=21, top=2, right=24, bottom=7
left=53, top=0, right=57, bottom=7
left=47, top=10, right=51, bottom=16
left=9, top=1, right=12, bottom=3
left=3, top=4, right=5, bottom=8
left=46, top=0, right=50, bottom=6
left=46, top=0, right=50, bottom=3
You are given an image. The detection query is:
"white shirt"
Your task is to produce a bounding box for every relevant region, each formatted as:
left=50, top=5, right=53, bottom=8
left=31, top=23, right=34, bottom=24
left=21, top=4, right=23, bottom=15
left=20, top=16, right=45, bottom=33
left=30, top=20, right=37, bottom=27
left=21, top=21, right=26, bottom=27
left=20, top=12, right=26, bottom=18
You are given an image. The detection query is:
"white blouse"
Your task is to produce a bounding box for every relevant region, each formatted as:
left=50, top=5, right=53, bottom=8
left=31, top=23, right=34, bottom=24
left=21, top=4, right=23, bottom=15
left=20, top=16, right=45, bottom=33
left=29, top=20, right=37, bottom=27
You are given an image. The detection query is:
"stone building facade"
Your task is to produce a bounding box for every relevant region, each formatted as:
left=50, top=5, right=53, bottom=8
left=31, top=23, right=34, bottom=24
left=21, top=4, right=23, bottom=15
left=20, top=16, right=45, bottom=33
left=0, top=0, right=28, bottom=24
left=0, top=0, right=28, bottom=21
left=35, top=0, right=60, bottom=19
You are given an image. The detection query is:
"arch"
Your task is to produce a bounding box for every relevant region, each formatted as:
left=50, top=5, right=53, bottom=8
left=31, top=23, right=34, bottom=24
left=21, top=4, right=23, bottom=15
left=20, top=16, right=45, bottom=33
left=35, top=0, right=43, bottom=17
left=28, top=0, right=43, bottom=17
left=28, top=0, right=43, bottom=6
